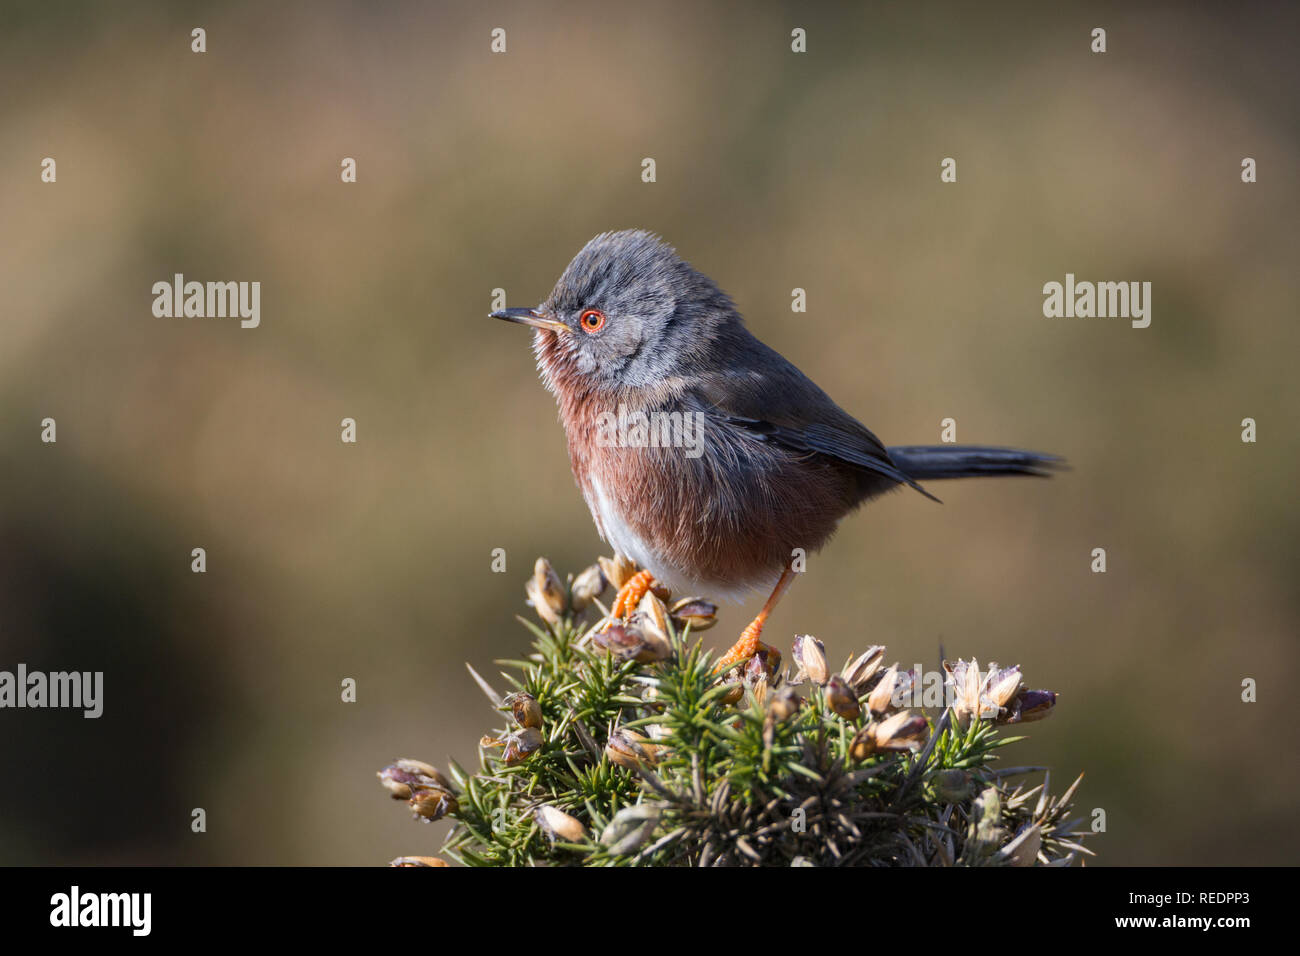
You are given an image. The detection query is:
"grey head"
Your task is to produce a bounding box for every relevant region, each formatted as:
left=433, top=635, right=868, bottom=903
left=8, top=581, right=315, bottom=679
left=491, top=230, right=742, bottom=390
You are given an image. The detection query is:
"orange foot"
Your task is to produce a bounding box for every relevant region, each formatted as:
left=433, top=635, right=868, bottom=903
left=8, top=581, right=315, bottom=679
left=712, top=567, right=797, bottom=673
left=604, top=569, right=661, bottom=628
left=714, top=618, right=776, bottom=673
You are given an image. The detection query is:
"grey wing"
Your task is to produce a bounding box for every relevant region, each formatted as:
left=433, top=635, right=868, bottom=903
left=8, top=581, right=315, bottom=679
left=687, top=341, right=937, bottom=501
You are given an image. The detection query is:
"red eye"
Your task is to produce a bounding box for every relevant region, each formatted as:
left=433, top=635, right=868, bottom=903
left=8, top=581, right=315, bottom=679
left=579, top=309, right=606, bottom=333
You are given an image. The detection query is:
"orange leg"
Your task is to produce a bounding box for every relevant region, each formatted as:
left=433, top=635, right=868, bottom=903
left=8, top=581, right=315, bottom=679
left=607, top=569, right=656, bottom=624
left=713, top=568, right=797, bottom=673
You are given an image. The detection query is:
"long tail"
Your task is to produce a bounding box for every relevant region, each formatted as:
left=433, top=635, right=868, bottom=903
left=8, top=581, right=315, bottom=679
left=887, top=445, right=1064, bottom=482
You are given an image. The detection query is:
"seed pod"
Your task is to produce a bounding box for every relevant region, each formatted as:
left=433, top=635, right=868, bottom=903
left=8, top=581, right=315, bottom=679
left=768, top=686, right=803, bottom=722
left=569, top=564, right=606, bottom=612
left=605, top=728, right=658, bottom=770
left=849, top=711, right=927, bottom=761
left=943, top=658, right=985, bottom=728
left=408, top=787, right=458, bottom=822
left=866, top=665, right=901, bottom=716
left=984, top=664, right=1024, bottom=712
left=389, top=856, right=450, bottom=867
left=824, top=675, right=861, bottom=721
left=377, top=759, right=450, bottom=800
left=792, top=635, right=829, bottom=686
left=637, top=627, right=673, bottom=663
left=593, top=621, right=657, bottom=662
left=638, top=590, right=670, bottom=636
left=751, top=644, right=782, bottom=683
left=502, top=727, right=544, bottom=765
left=1000, top=689, right=1057, bottom=724
left=841, top=645, right=886, bottom=694
left=632, top=597, right=674, bottom=661
left=848, top=724, right=878, bottom=761
left=878, top=709, right=929, bottom=750
left=504, top=691, right=543, bottom=729
left=535, top=805, right=587, bottom=843
left=669, top=597, right=717, bottom=633
left=598, top=554, right=638, bottom=591
left=526, top=557, right=567, bottom=625
left=718, top=678, right=745, bottom=707
left=861, top=710, right=930, bottom=757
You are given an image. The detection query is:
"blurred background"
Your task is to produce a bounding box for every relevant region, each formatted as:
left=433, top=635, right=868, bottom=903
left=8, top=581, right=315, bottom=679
left=1, top=0, right=1296, bottom=865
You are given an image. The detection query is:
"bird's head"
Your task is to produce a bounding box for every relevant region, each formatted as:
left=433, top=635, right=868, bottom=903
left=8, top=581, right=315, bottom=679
left=491, top=230, right=738, bottom=393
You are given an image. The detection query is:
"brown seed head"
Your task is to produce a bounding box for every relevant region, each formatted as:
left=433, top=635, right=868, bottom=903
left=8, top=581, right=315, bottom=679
left=824, top=675, right=862, bottom=721
left=792, top=635, right=829, bottom=685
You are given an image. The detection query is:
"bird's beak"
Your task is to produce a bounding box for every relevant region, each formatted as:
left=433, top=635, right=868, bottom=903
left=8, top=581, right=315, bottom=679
left=490, top=307, right=569, bottom=333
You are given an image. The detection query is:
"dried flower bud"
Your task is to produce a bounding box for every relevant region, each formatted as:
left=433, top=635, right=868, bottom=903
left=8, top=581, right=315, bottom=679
left=526, top=557, right=567, bottom=625
left=669, top=597, right=717, bottom=633
left=377, top=759, right=450, bottom=800
left=768, top=686, right=803, bottom=722
left=605, top=728, right=658, bottom=770
left=874, top=710, right=929, bottom=752
left=535, top=805, right=587, bottom=843
left=944, top=658, right=986, bottom=728
left=718, top=679, right=745, bottom=706
left=408, top=787, right=458, bottom=822
left=598, top=554, right=638, bottom=591
left=841, top=645, right=886, bottom=693
left=637, top=591, right=670, bottom=636
left=866, top=664, right=899, bottom=715
left=792, top=635, right=829, bottom=685
left=635, top=630, right=674, bottom=663
left=638, top=626, right=673, bottom=662
left=505, top=691, right=543, bottom=729
left=849, top=710, right=928, bottom=760
left=984, top=664, right=1023, bottom=711
left=389, top=856, right=450, bottom=867
left=848, top=725, right=875, bottom=761
left=502, top=727, right=544, bottom=765
left=569, top=564, right=606, bottom=612
left=751, top=644, right=782, bottom=683
left=593, top=621, right=663, bottom=663
left=632, top=596, right=674, bottom=660
left=848, top=725, right=876, bottom=761
left=1000, top=688, right=1057, bottom=724
left=824, top=675, right=861, bottom=721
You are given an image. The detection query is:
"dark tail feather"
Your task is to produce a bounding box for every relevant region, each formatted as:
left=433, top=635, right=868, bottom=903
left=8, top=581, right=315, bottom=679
left=887, top=445, right=1065, bottom=482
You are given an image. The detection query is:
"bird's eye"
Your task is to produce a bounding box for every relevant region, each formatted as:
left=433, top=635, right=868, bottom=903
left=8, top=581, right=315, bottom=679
left=579, top=309, right=606, bottom=333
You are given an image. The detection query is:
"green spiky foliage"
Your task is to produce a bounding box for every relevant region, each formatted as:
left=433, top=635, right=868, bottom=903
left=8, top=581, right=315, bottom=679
left=380, top=559, right=1092, bottom=867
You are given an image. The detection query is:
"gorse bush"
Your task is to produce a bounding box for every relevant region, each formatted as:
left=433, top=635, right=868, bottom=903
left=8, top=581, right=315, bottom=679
left=378, top=556, right=1091, bottom=867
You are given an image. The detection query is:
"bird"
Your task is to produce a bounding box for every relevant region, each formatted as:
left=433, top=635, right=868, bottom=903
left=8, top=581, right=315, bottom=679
left=492, top=230, right=1061, bottom=672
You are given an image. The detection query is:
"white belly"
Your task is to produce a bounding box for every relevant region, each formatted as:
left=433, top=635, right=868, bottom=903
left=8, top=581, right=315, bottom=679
left=585, top=473, right=769, bottom=603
